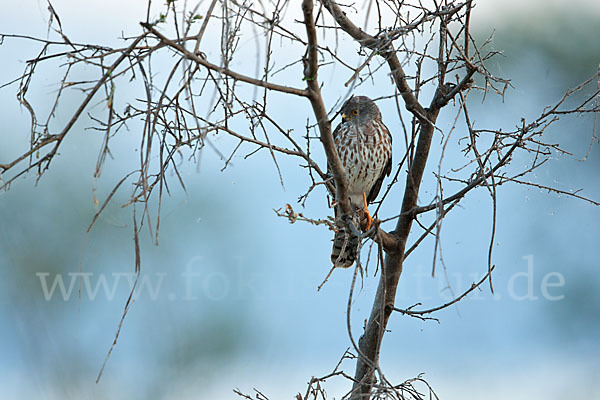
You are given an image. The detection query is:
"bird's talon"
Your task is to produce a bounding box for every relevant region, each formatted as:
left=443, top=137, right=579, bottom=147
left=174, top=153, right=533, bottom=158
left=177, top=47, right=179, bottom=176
left=362, top=192, right=373, bottom=231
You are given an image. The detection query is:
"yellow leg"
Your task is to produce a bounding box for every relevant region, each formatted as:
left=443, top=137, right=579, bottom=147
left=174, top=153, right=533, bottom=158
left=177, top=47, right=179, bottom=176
left=362, top=192, right=373, bottom=230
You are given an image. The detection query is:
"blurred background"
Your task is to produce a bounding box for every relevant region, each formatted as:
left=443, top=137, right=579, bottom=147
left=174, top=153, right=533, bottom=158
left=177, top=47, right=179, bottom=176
left=1, top=1, right=599, bottom=399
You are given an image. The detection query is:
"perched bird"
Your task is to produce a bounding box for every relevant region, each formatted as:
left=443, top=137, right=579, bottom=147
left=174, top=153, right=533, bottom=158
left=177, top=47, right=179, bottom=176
left=330, top=96, right=393, bottom=268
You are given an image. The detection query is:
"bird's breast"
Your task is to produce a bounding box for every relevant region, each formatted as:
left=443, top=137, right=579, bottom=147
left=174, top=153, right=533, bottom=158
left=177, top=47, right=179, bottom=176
left=334, top=120, right=391, bottom=206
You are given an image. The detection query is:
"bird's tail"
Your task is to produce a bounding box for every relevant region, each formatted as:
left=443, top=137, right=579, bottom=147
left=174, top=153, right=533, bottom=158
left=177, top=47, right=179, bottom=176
left=331, top=225, right=360, bottom=268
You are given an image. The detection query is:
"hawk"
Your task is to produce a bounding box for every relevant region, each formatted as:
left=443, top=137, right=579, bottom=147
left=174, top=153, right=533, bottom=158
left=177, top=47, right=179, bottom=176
left=330, top=96, right=393, bottom=268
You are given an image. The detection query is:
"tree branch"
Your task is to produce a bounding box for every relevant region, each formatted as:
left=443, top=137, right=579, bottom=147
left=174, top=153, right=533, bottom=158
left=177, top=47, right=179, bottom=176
left=320, top=0, right=428, bottom=122
left=394, top=265, right=496, bottom=316
left=302, top=0, right=351, bottom=216
left=141, top=23, right=309, bottom=98
left=316, top=2, right=475, bottom=396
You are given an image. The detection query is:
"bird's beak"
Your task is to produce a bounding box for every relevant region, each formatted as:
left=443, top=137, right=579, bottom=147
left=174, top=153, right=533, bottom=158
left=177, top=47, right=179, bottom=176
left=341, top=113, right=348, bottom=122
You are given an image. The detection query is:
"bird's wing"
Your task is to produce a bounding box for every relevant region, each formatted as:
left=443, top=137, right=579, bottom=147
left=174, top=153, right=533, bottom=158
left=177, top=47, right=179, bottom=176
left=367, top=122, right=392, bottom=204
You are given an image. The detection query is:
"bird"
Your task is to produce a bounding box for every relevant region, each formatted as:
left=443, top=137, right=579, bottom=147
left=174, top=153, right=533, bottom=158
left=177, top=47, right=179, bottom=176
left=330, top=95, right=393, bottom=268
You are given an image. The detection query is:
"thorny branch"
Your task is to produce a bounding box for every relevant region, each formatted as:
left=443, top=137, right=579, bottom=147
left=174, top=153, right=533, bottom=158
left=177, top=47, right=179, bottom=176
left=1, top=1, right=599, bottom=399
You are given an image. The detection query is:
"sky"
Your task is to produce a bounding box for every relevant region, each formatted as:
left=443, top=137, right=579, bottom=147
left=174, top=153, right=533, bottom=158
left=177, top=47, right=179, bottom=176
left=1, top=1, right=599, bottom=399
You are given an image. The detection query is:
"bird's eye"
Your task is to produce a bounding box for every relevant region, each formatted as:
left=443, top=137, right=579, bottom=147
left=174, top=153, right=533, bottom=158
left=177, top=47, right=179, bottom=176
left=352, top=109, right=359, bottom=116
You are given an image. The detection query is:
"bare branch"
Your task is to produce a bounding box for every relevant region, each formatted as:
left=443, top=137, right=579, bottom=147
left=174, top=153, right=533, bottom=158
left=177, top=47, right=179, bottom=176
left=141, top=23, right=309, bottom=98
left=302, top=0, right=351, bottom=216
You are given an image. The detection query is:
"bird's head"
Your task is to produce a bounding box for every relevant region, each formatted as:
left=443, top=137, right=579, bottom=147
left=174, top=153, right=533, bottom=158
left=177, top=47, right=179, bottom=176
left=340, top=95, right=381, bottom=124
